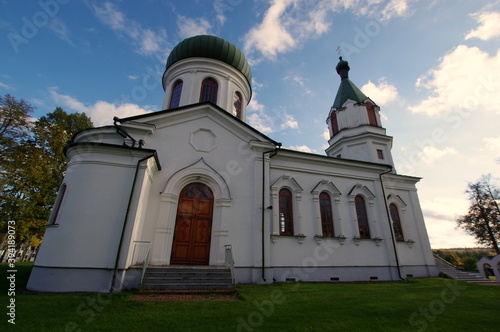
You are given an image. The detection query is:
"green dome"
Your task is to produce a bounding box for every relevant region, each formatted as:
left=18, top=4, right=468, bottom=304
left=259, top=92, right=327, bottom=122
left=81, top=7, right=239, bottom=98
left=164, top=35, right=252, bottom=88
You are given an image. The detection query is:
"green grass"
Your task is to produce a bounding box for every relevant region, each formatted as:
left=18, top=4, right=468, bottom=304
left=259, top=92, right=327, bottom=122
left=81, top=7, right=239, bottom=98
left=2, top=263, right=499, bottom=331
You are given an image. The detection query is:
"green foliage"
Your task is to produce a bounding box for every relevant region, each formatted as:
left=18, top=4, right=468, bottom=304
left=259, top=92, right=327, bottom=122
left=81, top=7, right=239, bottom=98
left=456, top=175, right=500, bottom=254
left=462, top=256, right=478, bottom=271
left=433, top=248, right=495, bottom=268
left=0, top=96, right=93, bottom=246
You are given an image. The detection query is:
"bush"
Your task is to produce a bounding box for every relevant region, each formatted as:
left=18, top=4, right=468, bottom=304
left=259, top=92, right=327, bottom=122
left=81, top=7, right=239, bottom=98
left=462, top=256, right=478, bottom=271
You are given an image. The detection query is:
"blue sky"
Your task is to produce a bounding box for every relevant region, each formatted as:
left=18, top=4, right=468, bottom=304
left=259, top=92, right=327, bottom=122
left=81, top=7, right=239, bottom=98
left=1, top=0, right=500, bottom=249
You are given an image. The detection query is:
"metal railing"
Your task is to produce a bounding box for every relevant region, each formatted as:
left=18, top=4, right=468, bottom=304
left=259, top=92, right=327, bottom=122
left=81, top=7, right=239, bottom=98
left=131, top=241, right=151, bottom=284
left=225, top=244, right=235, bottom=284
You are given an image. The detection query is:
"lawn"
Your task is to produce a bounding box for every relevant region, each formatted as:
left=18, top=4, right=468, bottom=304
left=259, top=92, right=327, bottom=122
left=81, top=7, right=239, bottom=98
left=2, top=263, right=499, bottom=331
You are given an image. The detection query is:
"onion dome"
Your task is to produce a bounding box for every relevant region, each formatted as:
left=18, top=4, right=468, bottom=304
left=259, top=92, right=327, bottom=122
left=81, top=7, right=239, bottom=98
left=332, top=57, right=368, bottom=109
left=164, top=35, right=252, bottom=88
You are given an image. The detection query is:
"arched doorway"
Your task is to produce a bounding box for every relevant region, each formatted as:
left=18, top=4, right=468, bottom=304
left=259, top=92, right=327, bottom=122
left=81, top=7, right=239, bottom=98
left=170, top=183, right=214, bottom=265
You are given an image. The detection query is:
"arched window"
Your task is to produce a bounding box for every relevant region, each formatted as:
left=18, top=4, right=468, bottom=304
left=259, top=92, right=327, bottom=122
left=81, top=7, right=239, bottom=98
left=48, top=183, right=67, bottom=225
left=169, top=80, right=183, bottom=108
left=390, top=203, right=404, bottom=242
left=199, top=78, right=218, bottom=104
left=320, top=192, right=334, bottom=237
left=331, top=111, right=339, bottom=135
left=279, top=188, right=294, bottom=236
left=233, top=91, right=242, bottom=118
left=355, top=195, right=370, bottom=238
left=366, top=102, right=377, bottom=126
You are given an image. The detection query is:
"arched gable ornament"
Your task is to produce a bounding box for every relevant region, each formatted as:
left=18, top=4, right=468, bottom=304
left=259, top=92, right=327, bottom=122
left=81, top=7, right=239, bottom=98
left=162, top=158, right=231, bottom=200
left=347, top=183, right=375, bottom=206
left=387, top=194, right=407, bottom=214
left=270, top=174, right=303, bottom=198
left=311, top=179, right=341, bottom=203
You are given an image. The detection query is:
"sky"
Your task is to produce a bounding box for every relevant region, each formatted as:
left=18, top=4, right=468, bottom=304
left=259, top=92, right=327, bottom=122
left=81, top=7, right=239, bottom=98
left=1, top=0, right=499, bottom=249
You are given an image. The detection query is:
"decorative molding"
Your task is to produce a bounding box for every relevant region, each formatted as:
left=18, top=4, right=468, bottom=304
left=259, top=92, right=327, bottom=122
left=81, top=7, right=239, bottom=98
left=190, top=128, right=217, bottom=153
left=270, top=234, right=307, bottom=244
left=314, top=234, right=346, bottom=245
left=353, top=236, right=383, bottom=246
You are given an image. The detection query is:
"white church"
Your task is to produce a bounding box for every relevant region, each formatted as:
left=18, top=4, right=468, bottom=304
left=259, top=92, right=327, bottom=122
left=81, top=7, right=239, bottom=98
left=27, top=35, right=438, bottom=292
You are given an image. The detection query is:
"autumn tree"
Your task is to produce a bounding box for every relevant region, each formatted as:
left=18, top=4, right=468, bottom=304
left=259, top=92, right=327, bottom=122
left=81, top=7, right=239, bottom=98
left=0, top=96, right=93, bottom=245
left=457, top=175, right=500, bottom=254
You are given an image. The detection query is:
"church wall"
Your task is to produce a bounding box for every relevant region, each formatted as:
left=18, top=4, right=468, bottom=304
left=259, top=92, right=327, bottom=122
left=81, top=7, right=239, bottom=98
left=27, top=145, right=158, bottom=292
left=124, top=108, right=267, bottom=270
left=265, top=153, right=396, bottom=281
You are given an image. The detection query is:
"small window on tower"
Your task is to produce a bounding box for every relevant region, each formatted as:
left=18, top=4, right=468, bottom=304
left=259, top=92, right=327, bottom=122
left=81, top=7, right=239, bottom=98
left=377, top=149, right=384, bottom=160
left=366, top=101, right=377, bottom=126
left=331, top=111, right=339, bottom=135
left=233, top=92, right=242, bottom=119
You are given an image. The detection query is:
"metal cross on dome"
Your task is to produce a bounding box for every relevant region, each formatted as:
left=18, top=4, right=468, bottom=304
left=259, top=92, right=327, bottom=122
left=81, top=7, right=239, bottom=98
left=336, top=45, right=343, bottom=57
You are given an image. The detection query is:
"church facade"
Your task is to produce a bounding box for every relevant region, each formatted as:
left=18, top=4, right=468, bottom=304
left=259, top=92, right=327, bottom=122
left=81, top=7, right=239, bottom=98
left=27, top=35, right=438, bottom=292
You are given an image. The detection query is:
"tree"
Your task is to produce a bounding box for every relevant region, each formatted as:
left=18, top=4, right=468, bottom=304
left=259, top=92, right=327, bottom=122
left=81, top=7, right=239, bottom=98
left=0, top=94, right=34, bottom=149
left=456, top=175, right=500, bottom=254
left=0, top=97, right=93, bottom=245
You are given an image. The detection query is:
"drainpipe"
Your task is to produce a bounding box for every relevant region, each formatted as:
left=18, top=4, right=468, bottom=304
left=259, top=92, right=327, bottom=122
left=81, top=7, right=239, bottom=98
left=110, top=152, right=161, bottom=292
left=261, top=144, right=282, bottom=282
left=114, top=117, right=137, bottom=147
left=379, top=166, right=405, bottom=281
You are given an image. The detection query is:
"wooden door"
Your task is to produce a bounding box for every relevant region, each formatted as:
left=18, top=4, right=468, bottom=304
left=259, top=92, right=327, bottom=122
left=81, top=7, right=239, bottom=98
left=170, top=183, right=214, bottom=265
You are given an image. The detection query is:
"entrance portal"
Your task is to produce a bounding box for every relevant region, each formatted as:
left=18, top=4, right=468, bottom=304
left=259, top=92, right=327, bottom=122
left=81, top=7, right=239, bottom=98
left=170, top=183, right=214, bottom=265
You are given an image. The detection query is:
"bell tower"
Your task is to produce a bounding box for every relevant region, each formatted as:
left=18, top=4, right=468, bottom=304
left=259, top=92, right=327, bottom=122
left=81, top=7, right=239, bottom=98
left=325, top=57, right=394, bottom=167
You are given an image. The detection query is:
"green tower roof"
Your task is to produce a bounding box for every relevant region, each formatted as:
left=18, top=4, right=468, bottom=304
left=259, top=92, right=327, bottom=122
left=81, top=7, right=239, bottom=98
left=164, top=35, right=252, bottom=88
left=332, top=57, right=368, bottom=109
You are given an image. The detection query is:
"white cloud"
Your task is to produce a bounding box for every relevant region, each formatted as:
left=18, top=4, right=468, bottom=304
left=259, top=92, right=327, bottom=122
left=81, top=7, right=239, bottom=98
left=381, top=0, right=410, bottom=21
left=93, top=2, right=168, bottom=58
left=483, top=136, right=500, bottom=152
left=280, top=113, right=299, bottom=129
left=289, top=144, right=316, bottom=153
left=247, top=112, right=274, bottom=134
left=48, top=17, right=73, bottom=45
left=177, top=15, right=212, bottom=39
left=49, top=87, right=151, bottom=126
left=408, top=45, right=500, bottom=116
left=322, top=128, right=330, bottom=141
left=0, top=82, right=12, bottom=89
left=465, top=11, right=500, bottom=41
left=243, top=0, right=297, bottom=61
left=418, top=146, right=457, bottom=164
left=361, top=78, right=398, bottom=105
left=284, top=74, right=314, bottom=96
left=244, top=0, right=413, bottom=62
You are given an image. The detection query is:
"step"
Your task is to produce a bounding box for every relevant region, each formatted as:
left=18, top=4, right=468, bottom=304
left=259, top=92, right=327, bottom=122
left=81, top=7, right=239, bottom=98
left=140, top=265, right=234, bottom=292
left=141, top=283, right=235, bottom=291
left=142, top=277, right=233, bottom=284
left=144, top=271, right=232, bottom=278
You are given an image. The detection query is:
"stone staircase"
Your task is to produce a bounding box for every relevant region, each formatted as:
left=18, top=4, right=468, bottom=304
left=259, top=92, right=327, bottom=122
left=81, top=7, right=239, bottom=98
left=140, top=265, right=234, bottom=292
left=434, top=255, right=494, bottom=283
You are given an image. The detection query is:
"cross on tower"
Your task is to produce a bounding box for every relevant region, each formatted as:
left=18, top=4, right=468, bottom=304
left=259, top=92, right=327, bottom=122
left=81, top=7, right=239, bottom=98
left=336, top=45, right=343, bottom=57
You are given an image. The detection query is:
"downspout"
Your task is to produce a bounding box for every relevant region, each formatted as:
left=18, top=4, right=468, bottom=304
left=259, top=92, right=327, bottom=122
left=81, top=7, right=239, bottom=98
left=114, top=117, right=137, bottom=147
left=110, top=152, right=161, bottom=292
left=379, top=166, right=405, bottom=281
left=261, top=143, right=281, bottom=282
